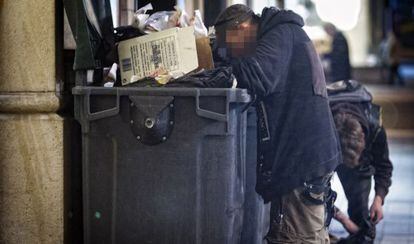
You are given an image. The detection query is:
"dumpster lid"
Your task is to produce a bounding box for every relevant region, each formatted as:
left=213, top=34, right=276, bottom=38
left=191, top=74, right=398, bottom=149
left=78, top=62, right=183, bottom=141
left=72, top=87, right=251, bottom=103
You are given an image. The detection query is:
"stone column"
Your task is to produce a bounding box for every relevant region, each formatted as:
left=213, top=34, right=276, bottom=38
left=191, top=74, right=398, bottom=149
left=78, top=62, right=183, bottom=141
left=0, top=1, right=64, bottom=243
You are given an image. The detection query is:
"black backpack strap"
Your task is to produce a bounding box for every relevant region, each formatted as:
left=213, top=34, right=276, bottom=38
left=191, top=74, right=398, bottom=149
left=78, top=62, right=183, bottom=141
left=328, top=80, right=373, bottom=103
left=364, top=103, right=382, bottom=151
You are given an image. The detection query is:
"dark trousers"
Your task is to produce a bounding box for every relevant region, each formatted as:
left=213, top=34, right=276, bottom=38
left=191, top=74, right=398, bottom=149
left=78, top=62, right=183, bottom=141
left=336, top=164, right=373, bottom=226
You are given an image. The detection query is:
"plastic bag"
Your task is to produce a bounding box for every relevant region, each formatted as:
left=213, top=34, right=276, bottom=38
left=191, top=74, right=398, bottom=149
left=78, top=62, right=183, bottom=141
left=192, top=10, right=208, bottom=38
left=177, top=7, right=190, bottom=27
left=133, top=3, right=153, bottom=31
left=144, top=6, right=190, bottom=31
left=103, top=63, right=118, bottom=87
left=134, top=6, right=207, bottom=34
left=144, top=11, right=177, bottom=32
left=168, top=9, right=181, bottom=29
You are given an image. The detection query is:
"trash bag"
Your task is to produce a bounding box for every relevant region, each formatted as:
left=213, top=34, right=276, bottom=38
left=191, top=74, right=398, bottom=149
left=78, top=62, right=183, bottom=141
left=123, top=78, right=162, bottom=88
left=166, top=67, right=235, bottom=88
left=124, top=67, right=235, bottom=88
left=114, top=26, right=144, bottom=43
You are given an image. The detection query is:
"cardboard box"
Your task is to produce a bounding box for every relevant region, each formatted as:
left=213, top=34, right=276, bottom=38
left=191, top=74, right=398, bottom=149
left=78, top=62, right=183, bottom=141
left=118, top=26, right=199, bottom=85
left=195, top=37, right=214, bottom=71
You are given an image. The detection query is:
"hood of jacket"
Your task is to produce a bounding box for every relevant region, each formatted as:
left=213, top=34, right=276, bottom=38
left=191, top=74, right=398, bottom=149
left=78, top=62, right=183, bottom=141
left=258, top=7, right=304, bottom=38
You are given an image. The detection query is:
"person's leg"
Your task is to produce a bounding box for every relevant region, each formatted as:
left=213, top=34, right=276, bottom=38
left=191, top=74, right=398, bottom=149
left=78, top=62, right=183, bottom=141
left=329, top=233, right=340, bottom=244
left=336, top=165, right=371, bottom=226
left=265, top=185, right=331, bottom=243
left=265, top=195, right=297, bottom=243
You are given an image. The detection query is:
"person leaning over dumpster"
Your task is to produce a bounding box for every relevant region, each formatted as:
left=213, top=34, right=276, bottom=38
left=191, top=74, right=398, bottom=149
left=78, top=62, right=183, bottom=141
left=214, top=4, right=342, bottom=243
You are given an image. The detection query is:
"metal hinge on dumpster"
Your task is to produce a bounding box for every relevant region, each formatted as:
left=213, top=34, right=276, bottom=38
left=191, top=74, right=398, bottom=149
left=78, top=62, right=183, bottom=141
left=129, top=96, right=175, bottom=145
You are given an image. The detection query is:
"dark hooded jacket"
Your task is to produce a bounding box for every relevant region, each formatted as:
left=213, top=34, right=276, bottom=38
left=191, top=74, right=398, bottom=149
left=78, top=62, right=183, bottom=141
left=328, top=81, right=393, bottom=201
left=230, top=8, right=341, bottom=202
left=331, top=102, right=393, bottom=201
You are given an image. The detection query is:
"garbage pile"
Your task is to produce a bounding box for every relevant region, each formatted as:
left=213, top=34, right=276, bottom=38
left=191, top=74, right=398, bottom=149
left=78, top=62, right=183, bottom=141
left=70, top=2, right=235, bottom=88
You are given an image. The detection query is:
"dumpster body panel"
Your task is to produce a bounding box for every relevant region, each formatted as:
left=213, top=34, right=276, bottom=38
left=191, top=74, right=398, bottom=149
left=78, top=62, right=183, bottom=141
left=74, top=87, right=250, bottom=244
left=241, top=108, right=271, bottom=244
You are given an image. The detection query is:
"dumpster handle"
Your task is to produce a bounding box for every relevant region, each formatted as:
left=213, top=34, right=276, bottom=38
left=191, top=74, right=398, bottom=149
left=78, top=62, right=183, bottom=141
left=84, top=89, right=120, bottom=121
left=195, top=90, right=229, bottom=122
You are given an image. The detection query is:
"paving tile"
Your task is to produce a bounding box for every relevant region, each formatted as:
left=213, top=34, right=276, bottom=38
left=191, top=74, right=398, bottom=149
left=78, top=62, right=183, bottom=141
left=382, top=221, right=412, bottom=235
left=379, top=234, right=414, bottom=244
left=386, top=202, right=413, bottom=217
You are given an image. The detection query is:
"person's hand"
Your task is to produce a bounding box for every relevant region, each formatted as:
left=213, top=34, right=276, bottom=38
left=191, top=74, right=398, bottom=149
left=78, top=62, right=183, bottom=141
left=334, top=207, right=360, bottom=234
left=370, top=195, right=384, bottom=224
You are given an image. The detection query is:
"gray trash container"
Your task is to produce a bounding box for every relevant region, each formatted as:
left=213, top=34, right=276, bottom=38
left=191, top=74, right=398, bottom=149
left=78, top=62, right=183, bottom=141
left=73, top=87, right=251, bottom=244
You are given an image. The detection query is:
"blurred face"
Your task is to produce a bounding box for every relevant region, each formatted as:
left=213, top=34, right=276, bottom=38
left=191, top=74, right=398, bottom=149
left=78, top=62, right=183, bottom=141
left=217, top=20, right=258, bottom=58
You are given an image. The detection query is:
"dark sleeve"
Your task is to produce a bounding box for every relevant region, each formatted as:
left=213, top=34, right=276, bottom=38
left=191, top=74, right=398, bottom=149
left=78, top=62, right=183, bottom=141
left=230, top=24, right=293, bottom=99
left=371, top=127, right=393, bottom=201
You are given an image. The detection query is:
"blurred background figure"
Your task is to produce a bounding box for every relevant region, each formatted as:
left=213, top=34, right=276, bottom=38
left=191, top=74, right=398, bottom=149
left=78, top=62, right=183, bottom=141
left=323, top=23, right=352, bottom=83
left=384, top=0, right=414, bottom=86
left=382, top=31, right=414, bottom=86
